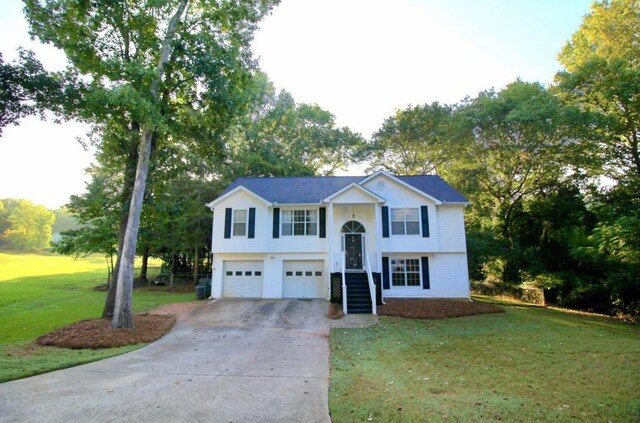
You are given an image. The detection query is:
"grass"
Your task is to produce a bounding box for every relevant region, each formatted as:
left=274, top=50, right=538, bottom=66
left=0, top=250, right=194, bottom=382
left=330, top=296, right=640, bottom=423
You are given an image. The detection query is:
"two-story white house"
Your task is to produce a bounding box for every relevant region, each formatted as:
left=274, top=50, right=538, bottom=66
left=207, top=170, right=470, bottom=314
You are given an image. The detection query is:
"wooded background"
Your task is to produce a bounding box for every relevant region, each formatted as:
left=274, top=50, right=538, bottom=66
left=1, top=0, right=637, bottom=319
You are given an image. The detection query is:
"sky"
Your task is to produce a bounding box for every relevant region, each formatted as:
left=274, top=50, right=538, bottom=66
left=0, top=0, right=593, bottom=209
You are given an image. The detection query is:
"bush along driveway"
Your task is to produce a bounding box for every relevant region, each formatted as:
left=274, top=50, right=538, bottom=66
left=329, top=300, right=640, bottom=423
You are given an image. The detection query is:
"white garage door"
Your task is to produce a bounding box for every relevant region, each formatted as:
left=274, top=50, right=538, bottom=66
left=222, top=261, right=264, bottom=298
left=283, top=260, right=325, bottom=298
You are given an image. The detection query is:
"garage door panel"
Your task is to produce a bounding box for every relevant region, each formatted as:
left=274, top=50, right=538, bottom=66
left=283, top=260, right=325, bottom=298
left=223, top=261, right=263, bottom=298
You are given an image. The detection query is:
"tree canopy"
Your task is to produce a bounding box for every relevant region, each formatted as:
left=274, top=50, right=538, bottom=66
left=24, top=0, right=279, bottom=328
left=363, top=102, right=461, bottom=175
left=0, top=199, right=55, bottom=250
left=557, top=0, right=640, bottom=180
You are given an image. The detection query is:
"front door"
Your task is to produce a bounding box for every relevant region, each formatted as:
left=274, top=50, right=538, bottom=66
left=345, top=234, right=363, bottom=270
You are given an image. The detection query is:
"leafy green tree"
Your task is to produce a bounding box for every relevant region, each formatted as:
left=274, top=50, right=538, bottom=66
left=457, top=82, right=575, bottom=236
left=451, top=81, right=579, bottom=283
left=224, top=74, right=363, bottom=177
left=0, top=50, right=74, bottom=136
left=556, top=0, right=640, bottom=181
left=0, top=199, right=55, bottom=250
left=554, top=0, right=640, bottom=316
left=24, top=0, right=278, bottom=328
left=364, top=102, right=463, bottom=175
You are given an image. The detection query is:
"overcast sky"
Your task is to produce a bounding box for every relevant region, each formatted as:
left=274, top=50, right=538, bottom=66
left=0, top=0, right=592, bottom=209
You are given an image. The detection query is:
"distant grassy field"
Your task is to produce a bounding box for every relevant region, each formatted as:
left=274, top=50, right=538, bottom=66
left=330, top=297, right=640, bottom=423
left=0, top=250, right=194, bottom=382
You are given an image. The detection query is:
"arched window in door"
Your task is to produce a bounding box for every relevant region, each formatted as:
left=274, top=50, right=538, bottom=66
left=341, top=220, right=365, bottom=233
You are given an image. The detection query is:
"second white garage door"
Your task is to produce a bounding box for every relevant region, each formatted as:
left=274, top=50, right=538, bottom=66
left=283, top=260, right=325, bottom=298
left=222, top=260, right=264, bottom=298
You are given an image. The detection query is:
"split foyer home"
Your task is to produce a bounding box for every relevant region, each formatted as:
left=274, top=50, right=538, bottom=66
left=207, top=170, right=470, bottom=314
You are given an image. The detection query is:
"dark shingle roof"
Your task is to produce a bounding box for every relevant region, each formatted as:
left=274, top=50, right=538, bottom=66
left=217, top=174, right=468, bottom=204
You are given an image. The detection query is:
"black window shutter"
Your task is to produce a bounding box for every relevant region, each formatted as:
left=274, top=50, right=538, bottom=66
left=382, top=256, right=390, bottom=289
left=272, top=208, right=280, bottom=238
left=224, top=208, right=232, bottom=239
left=248, top=208, right=256, bottom=239
left=421, top=256, right=430, bottom=289
left=319, top=207, right=326, bottom=238
left=421, top=205, right=430, bottom=237
left=382, top=206, right=389, bottom=238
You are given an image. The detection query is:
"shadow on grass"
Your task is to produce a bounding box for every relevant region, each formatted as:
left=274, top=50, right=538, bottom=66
left=473, top=294, right=639, bottom=334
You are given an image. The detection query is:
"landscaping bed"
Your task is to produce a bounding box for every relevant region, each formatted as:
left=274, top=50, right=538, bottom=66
left=378, top=298, right=503, bottom=319
left=36, top=314, right=176, bottom=349
left=35, top=301, right=203, bottom=349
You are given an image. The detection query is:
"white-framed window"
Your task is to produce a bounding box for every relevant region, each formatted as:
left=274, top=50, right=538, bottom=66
left=391, top=207, right=420, bottom=235
left=282, top=209, right=317, bottom=236
left=391, top=258, right=421, bottom=287
left=232, top=209, right=247, bottom=236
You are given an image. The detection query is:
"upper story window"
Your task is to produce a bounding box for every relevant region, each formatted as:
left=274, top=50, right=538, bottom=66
left=391, top=207, right=420, bottom=235
left=233, top=209, right=247, bottom=236
left=282, top=210, right=317, bottom=236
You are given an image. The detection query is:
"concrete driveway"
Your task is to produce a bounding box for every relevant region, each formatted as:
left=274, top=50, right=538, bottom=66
left=0, top=299, right=331, bottom=423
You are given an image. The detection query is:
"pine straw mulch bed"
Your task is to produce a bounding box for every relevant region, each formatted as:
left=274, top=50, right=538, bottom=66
left=378, top=298, right=504, bottom=319
left=36, top=314, right=177, bottom=349
left=35, top=302, right=203, bottom=349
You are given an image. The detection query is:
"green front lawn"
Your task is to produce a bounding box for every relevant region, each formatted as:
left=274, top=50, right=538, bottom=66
left=0, top=251, right=194, bottom=382
left=330, top=298, right=640, bottom=422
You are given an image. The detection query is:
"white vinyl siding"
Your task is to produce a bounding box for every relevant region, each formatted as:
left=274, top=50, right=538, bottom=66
left=282, top=210, right=317, bottom=236
left=390, top=208, right=420, bottom=235
left=232, top=209, right=247, bottom=236
left=391, top=258, right=421, bottom=287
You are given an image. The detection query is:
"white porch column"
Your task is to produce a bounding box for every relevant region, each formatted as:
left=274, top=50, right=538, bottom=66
left=328, top=202, right=334, bottom=272
left=374, top=203, right=383, bottom=273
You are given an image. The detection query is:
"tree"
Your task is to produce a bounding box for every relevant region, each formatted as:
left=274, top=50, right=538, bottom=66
left=363, top=102, right=463, bottom=175
left=53, top=169, right=121, bottom=285
left=453, top=81, right=578, bottom=282
left=24, top=0, right=278, bottom=328
left=556, top=0, right=640, bottom=181
left=0, top=50, right=72, bottom=136
left=0, top=199, right=55, bottom=250
left=224, top=74, right=363, bottom=178
left=554, top=0, right=640, bottom=316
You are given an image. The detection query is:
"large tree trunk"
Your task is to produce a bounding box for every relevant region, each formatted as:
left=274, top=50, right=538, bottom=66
left=102, top=204, right=130, bottom=318
left=111, top=0, right=189, bottom=329
left=102, top=124, right=139, bottom=319
left=112, top=131, right=153, bottom=328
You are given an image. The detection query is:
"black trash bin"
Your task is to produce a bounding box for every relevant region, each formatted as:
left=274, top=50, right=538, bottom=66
left=195, top=284, right=206, bottom=300
left=196, top=278, right=211, bottom=299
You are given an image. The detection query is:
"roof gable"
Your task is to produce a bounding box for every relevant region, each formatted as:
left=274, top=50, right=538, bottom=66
left=207, top=185, right=272, bottom=209
left=323, top=182, right=385, bottom=203
left=361, top=171, right=443, bottom=204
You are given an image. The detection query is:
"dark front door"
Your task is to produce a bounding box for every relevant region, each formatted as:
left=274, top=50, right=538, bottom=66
left=345, top=234, right=363, bottom=270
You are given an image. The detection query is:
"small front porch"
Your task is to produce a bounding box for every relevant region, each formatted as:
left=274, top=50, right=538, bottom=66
left=323, top=183, right=386, bottom=315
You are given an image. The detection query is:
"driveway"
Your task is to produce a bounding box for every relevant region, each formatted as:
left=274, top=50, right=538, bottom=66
left=0, top=299, right=331, bottom=423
